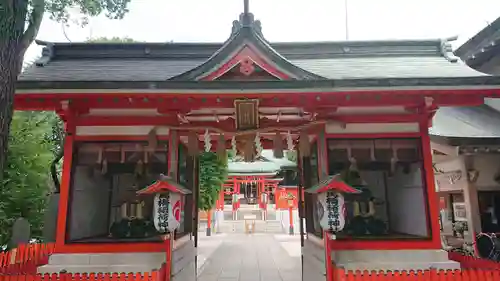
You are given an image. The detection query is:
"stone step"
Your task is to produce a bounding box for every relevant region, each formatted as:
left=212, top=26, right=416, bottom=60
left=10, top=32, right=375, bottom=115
left=37, top=264, right=159, bottom=274
left=332, top=249, right=451, bottom=263
left=337, top=261, right=460, bottom=271
left=48, top=253, right=165, bottom=266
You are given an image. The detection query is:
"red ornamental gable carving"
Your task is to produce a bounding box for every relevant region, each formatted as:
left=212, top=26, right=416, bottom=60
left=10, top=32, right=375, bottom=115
left=201, top=45, right=291, bottom=81
left=239, top=57, right=255, bottom=76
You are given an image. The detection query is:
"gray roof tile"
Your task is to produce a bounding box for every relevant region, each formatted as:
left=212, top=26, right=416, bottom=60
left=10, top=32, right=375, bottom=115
left=291, top=57, right=485, bottom=79
left=430, top=105, right=500, bottom=138
left=20, top=59, right=205, bottom=81
left=20, top=56, right=484, bottom=82
left=18, top=38, right=486, bottom=82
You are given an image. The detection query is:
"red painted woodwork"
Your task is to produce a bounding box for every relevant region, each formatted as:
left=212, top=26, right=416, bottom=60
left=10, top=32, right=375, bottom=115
left=201, top=45, right=291, bottom=80
left=136, top=179, right=188, bottom=195
left=314, top=175, right=361, bottom=193
left=275, top=188, right=300, bottom=210
left=334, top=265, right=500, bottom=281
left=56, top=128, right=74, bottom=247
left=419, top=117, right=443, bottom=250
left=448, top=251, right=500, bottom=270
left=13, top=88, right=489, bottom=112
left=0, top=268, right=162, bottom=281
left=0, top=243, right=55, bottom=274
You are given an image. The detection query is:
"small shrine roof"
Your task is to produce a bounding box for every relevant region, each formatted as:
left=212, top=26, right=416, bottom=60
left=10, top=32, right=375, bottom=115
left=430, top=104, right=500, bottom=145
left=137, top=176, right=191, bottom=195
left=306, top=175, right=361, bottom=194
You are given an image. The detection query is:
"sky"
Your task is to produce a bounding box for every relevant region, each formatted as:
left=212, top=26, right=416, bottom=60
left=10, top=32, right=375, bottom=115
left=25, top=0, right=500, bottom=62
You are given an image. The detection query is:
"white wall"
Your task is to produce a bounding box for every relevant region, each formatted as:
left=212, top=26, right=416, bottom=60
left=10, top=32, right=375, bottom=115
left=360, top=171, right=388, bottom=223
left=387, top=164, right=428, bottom=237
left=473, top=155, right=500, bottom=191
left=69, top=166, right=111, bottom=240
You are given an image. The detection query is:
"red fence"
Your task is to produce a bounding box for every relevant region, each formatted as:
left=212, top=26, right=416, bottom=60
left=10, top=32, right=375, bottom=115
left=333, top=267, right=500, bottom=281
left=0, top=271, right=160, bottom=281
left=0, top=244, right=55, bottom=274
left=448, top=251, right=500, bottom=270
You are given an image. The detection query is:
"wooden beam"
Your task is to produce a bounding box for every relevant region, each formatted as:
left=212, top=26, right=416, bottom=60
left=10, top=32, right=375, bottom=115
left=431, top=141, right=459, bottom=156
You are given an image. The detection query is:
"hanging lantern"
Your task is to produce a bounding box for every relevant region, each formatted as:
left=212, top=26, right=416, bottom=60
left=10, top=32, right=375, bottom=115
left=255, top=132, right=263, bottom=158
left=307, top=175, right=361, bottom=233
left=273, top=132, right=284, bottom=158
left=299, top=131, right=310, bottom=157
left=204, top=130, right=212, bottom=152
left=286, top=131, right=294, bottom=151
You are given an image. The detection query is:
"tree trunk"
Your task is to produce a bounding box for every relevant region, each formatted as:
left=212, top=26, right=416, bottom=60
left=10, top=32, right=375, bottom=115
left=0, top=41, right=22, bottom=183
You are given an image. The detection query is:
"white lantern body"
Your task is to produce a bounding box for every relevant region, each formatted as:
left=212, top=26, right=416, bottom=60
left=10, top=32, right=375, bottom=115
left=261, top=192, right=268, bottom=204
left=153, top=192, right=182, bottom=233
left=317, top=191, right=346, bottom=232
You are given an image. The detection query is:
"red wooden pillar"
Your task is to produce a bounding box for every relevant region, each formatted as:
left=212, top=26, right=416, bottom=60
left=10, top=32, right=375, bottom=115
left=56, top=117, right=75, bottom=248
left=420, top=116, right=442, bottom=249
left=232, top=178, right=238, bottom=218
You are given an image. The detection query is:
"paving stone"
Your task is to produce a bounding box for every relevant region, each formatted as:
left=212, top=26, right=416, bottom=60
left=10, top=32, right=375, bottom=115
left=197, top=233, right=301, bottom=281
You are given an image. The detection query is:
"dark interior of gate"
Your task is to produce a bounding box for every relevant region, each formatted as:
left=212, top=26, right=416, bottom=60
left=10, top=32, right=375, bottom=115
left=13, top=2, right=500, bottom=281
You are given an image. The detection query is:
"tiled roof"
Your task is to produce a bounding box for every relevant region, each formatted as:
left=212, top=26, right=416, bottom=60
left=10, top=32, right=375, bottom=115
left=227, top=160, right=280, bottom=173
left=19, top=37, right=485, bottom=83
left=430, top=105, right=500, bottom=139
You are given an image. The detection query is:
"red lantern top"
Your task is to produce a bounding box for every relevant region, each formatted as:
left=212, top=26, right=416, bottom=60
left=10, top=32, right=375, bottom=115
left=136, top=175, right=192, bottom=195
left=306, top=174, right=361, bottom=194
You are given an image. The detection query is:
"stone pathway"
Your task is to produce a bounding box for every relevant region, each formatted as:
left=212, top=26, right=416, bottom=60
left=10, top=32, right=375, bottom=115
left=197, top=233, right=301, bottom=281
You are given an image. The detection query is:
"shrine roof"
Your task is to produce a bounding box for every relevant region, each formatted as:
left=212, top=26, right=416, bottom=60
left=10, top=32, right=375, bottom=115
left=430, top=105, right=500, bottom=145
left=455, top=17, right=500, bottom=71
left=19, top=8, right=489, bottom=91
left=19, top=38, right=484, bottom=85
left=228, top=160, right=280, bottom=174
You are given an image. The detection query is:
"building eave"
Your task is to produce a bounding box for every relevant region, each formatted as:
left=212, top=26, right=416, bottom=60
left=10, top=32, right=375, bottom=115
left=15, top=76, right=500, bottom=93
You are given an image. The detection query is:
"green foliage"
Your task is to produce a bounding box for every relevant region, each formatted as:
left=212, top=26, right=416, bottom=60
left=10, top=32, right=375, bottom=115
left=0, top=112, right=57, bottom=245
left=198, top=152, right=227, bottom=211
left=46, top=0, right=132, bottom=25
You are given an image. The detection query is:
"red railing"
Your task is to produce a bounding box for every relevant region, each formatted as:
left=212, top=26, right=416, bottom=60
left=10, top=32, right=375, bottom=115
left=0, top=243, right=55, bottom=274
left=448, top=251, right=500, bottom=270
left=333, top=267, right=500, bottom=281
left=0, top=271, right=160, bottom=281
left=0, top=262, right=169, bottom=281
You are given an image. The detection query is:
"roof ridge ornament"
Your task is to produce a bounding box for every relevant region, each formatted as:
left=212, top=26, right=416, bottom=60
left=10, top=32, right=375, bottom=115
left=440, top=35, right=459, bottom=63
left=231, top=0, right=263, bottom=37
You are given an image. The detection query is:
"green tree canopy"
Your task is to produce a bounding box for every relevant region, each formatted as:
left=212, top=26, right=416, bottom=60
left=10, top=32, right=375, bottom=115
left=198, top=152, right=227, bottom=211
left=0, top=0, right=132, bottom=183
left=0, top=111, right=58, bottom=245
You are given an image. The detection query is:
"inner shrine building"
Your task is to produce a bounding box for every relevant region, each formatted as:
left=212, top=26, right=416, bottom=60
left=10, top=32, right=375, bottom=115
left=14, top=3, right=500, bottom=281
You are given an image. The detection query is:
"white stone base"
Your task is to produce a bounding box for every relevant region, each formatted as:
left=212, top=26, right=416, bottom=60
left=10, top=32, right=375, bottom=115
left=332, top=249, right=460, bottom=271
left=37, top=252, right=166, bottom=274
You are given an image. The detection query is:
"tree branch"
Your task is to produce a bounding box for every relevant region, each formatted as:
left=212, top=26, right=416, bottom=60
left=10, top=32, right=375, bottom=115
left=20, top=0, right=45, bottom=52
